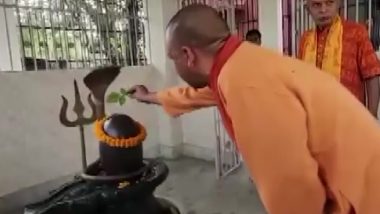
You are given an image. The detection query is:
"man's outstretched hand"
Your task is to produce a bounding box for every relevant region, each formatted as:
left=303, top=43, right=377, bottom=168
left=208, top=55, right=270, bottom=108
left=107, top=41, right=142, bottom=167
left=127, top=85, right=161, bottom=105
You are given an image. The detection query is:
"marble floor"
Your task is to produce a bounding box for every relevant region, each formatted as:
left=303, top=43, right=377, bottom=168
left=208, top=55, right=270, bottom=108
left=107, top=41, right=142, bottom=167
left=0, top=158, right=266, bottom=214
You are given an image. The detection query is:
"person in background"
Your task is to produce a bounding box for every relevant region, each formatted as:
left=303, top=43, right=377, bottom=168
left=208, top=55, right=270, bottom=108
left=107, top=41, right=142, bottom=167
left=298, top=0, right=380, bottom=117
left=128, top=4, right=380, bottom=213
left=245, top=29, right=261, bottom=45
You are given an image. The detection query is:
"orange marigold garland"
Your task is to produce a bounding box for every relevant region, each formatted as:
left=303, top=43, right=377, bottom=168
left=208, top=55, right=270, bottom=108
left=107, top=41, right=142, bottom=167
left=94, top=117, right=147, bottom=148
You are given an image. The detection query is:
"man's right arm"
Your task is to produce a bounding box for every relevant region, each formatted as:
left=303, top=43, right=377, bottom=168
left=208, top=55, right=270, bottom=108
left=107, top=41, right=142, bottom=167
left=128, top=85, right=217, bottom=117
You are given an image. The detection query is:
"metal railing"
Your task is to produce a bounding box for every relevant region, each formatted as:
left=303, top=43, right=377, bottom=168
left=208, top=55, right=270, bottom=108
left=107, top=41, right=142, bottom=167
left=234, top=0, right=258, bottom=38
left=282, top=0, right=293, bottom=55
left=0, top=0, right=149, bottom=71
left=179, top=0, right=259, bottom=38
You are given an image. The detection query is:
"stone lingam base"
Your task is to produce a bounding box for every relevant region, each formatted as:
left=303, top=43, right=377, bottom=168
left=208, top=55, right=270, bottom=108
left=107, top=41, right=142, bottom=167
left=24, top=159, right=180, bottom=214
left=25, top=113, right=179, bottom=214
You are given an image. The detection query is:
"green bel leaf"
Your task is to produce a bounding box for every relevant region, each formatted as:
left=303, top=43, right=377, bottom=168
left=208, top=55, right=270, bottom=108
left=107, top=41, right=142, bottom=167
left=120, top=88, right=129, bottom=95
left=106, top=92, right=121, bottom=103
left=118, top=95, right=127, bottom=106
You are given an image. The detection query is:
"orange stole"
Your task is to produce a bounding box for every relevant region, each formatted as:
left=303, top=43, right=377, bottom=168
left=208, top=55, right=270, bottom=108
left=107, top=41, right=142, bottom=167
left=302, top=16, right=343, bottom=80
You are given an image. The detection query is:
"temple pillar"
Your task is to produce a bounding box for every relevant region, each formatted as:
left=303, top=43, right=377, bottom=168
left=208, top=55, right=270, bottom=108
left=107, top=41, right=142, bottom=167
left=0, top=0, right=22, bottom=71
left=258, top=0, right=283, bottom=52
left=147, top=0, right=183, bottom=159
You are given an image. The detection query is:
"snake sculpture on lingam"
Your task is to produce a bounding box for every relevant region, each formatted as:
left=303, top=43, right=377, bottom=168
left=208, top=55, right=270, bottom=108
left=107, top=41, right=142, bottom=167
left=24, top=66, right=180, bottom=214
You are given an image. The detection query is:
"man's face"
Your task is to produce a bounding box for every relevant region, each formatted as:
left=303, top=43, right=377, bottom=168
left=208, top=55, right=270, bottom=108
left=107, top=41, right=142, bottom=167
left=165, top=30, right=208, bottom=88
left=307, top=0, right=340, bottom=27
left=246, top=35, right=261, bottom=45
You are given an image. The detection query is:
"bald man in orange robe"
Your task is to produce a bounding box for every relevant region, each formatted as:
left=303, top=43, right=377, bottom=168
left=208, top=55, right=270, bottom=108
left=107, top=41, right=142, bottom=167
left=128, top=5, right=380, bottom=214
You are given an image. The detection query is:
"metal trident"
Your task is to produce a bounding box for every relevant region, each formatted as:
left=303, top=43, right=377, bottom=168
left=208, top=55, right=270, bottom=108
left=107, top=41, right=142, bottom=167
left=59, top=79, right=97, bottom=171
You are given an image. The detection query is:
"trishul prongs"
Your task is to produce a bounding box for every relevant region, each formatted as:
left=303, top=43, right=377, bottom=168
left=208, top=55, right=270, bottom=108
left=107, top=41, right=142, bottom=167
left=60, top=80, right=96, bottom=127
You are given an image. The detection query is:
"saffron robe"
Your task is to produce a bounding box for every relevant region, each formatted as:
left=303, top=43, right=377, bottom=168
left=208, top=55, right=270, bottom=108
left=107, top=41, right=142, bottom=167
left=158, top=37, right=380, bottom=214
left=157, top=86, right=216, bottom=117
left=298, top=16, right=380, bottom=103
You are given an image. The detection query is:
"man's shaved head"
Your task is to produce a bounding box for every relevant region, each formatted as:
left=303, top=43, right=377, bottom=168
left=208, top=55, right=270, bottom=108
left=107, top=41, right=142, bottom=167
left=165, top=4, right=232, bottom=89
left=166, top=4, right=230, bottom=52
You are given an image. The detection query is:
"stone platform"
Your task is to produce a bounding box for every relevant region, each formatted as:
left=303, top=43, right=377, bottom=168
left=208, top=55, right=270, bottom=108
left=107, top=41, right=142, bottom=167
left=0, top=158, right=266, bottom=214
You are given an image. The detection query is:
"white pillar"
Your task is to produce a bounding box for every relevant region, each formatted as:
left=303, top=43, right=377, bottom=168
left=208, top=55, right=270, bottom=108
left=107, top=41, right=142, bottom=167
left=147, top=0, right=184, bottom=159
left=258, top=0, right=283, bottom=52
left=0, top=0, right=22, bottom=71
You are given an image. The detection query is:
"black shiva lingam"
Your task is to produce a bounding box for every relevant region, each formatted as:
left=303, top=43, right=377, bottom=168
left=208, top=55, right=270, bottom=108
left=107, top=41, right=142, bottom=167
left=24, top=66, right=180, bottom=214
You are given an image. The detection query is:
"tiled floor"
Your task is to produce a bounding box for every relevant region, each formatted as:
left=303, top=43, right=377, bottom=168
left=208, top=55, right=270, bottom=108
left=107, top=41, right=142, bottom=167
left=0, top=158, right=266, bottom=214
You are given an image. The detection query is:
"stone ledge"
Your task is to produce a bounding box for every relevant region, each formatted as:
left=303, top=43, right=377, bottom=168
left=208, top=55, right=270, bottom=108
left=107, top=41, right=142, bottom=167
left=181, top=143, right=215, bottom=162
left=158, top=144, right=183, bottom=160
left=158, top=143, right=215, bottom=162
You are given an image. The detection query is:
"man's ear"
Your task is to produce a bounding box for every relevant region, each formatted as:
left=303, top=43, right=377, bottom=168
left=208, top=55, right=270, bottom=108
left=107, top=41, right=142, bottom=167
left=181, top=46, right=195, bottom=67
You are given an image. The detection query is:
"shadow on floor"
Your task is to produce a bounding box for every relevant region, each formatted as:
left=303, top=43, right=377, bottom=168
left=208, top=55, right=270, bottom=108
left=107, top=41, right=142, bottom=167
left=0, top=158, right=266, bottom=214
